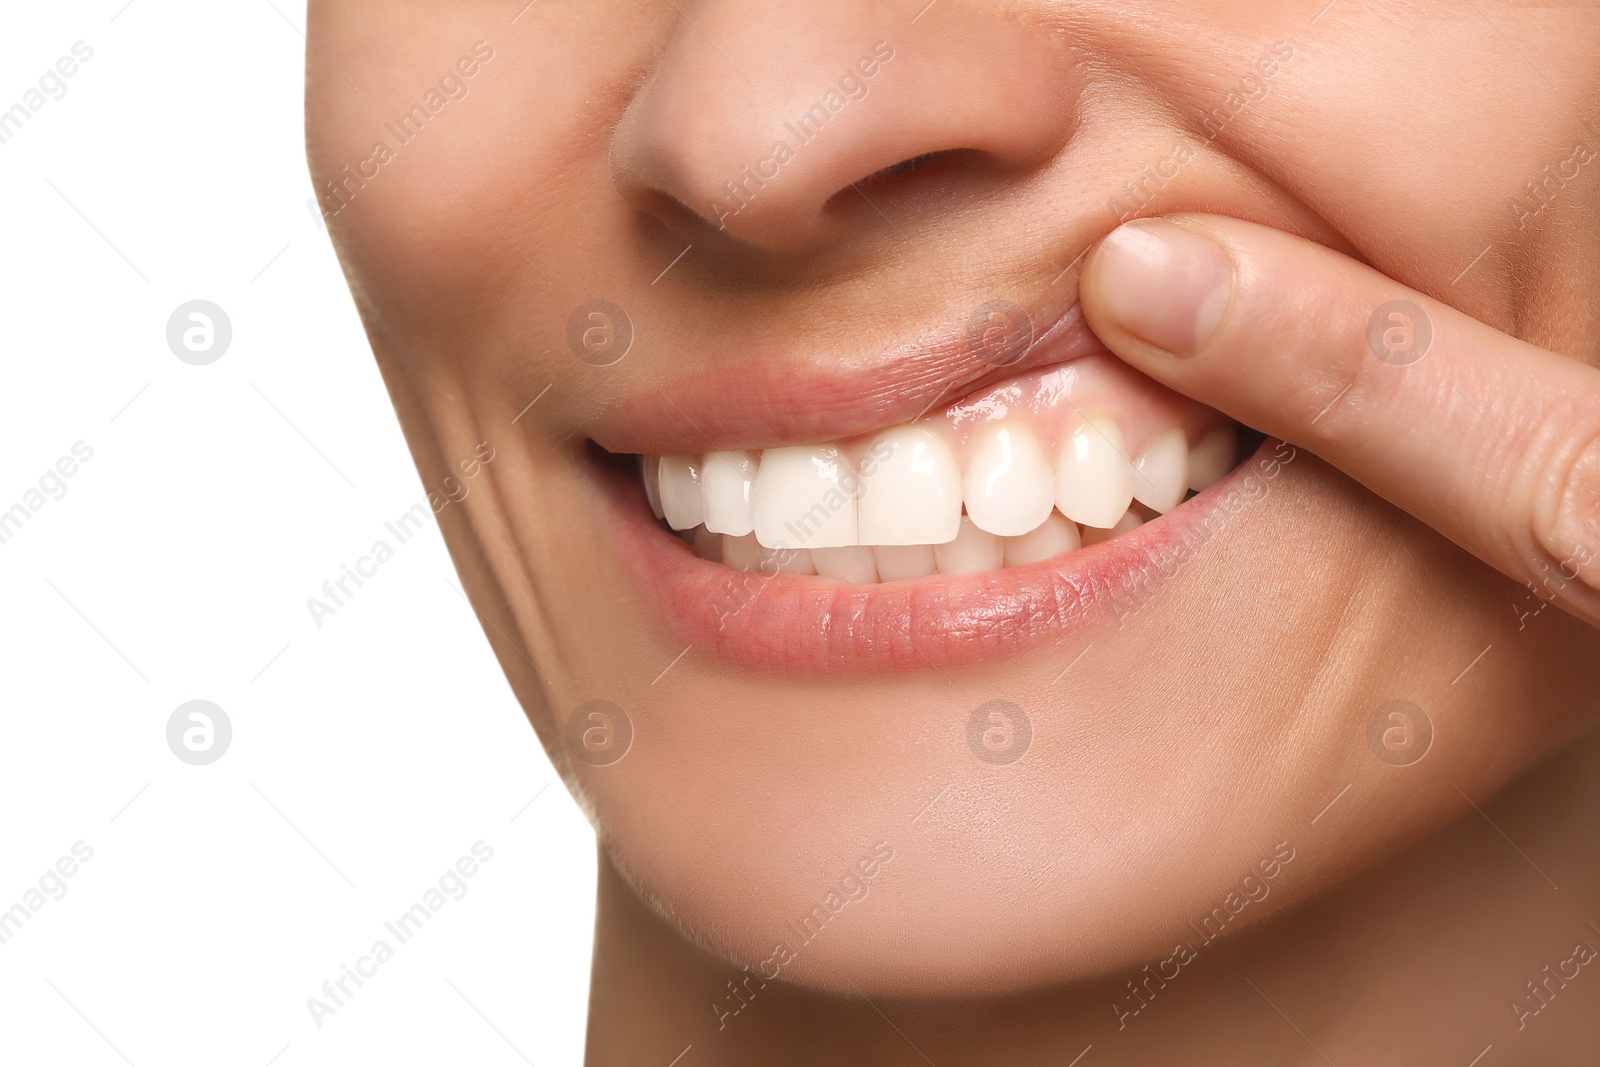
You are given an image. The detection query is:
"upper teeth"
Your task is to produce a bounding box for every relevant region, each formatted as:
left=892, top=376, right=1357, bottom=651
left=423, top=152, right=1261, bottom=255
left=857, top=427, right=961, bottom=546
left=701, top=449, right=758, bottom=536
left=963, top=423, right=1056, bottom=537
left=649, top=419, right=1233, bottom=551
left=1131, top=427, right=1189, bottom=515
left=754, top=444, right=859, bottom=549
left=1055, top=418, right=1134, bottom=528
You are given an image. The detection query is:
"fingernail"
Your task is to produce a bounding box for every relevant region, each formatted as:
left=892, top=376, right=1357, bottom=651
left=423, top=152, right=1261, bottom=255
left=1091, top=220, right=1233, bottom=356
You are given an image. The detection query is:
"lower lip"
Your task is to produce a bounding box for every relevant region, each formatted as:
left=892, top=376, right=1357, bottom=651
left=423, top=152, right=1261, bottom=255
left=601, top=441, right=1266, bottom=674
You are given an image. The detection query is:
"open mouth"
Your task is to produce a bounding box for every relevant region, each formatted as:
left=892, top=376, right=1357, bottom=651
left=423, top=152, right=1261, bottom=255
left=640, top=354, right=1240, bottom=583
left=593, top=341, right=1263, bottom=672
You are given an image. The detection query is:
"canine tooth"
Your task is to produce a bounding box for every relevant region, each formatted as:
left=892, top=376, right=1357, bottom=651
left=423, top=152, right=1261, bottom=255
left=1003, top=513, right=1081, bottom=566
left=1187, top=425, right=1235, bottom=491
left=813, top=546, right=878, bottom=583
left=873, top=544, right=936, bottom=582
left=642, top=455, right=665, bottom=520
left=1080, top=508, right=1143, bottom=546
left=857, top=427, right=961, bottom=546
left=934, top=517, right=1004, bottom=574
left=659, top=455, right=704, bottom=530
left=701, top=450, right=759, bottom=536
left=1132, top=428, right=1188, bottom=514
left=753, top=445, right=859, bottom=549
left=964, top=423, right=1056, bottom=537
left=1056, top=418, right=1135, bottom=529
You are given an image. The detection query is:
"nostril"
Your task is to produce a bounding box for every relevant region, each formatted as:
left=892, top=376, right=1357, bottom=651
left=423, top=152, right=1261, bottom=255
left=629, top=186, right=706, bottom=234
left=865, top=149, right=972, bottom=183
left=825, top=148, right=990, bottom=213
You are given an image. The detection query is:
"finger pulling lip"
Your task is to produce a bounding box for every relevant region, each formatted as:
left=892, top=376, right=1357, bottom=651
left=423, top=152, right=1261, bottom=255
left=599, top=437, right=1271, bottom=674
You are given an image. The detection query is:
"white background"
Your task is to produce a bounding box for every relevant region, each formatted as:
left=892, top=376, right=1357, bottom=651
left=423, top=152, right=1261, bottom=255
left=0, top=3, right=595, bottom=1064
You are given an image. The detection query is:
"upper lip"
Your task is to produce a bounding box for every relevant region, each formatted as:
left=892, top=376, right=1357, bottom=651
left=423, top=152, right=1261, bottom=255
left=587, top=291, right=1108, bottom=456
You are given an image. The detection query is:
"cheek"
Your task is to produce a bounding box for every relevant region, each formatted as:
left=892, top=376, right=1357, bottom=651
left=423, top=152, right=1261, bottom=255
left=307, top=2, right=659, bottom=347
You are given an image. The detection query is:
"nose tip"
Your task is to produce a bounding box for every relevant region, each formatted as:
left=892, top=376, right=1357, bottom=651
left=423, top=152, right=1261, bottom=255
left=611, top=4, right=1079, bottom=252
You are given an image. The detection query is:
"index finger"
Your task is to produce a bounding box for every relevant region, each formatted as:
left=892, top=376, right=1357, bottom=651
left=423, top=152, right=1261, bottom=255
left=1078, top=214, right=1600, bottom=626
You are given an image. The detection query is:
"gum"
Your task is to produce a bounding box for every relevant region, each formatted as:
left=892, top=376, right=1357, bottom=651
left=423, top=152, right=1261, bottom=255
left=830, top=352, right=1230, bottom=471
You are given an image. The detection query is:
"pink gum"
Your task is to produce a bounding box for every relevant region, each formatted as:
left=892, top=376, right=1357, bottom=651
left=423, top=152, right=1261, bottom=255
left=834, top=353, right=1229, bottom=468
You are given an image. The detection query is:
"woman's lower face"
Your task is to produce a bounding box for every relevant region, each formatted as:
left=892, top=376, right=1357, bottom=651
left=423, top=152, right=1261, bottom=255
left=307, top=0, right=1600, bottom=1011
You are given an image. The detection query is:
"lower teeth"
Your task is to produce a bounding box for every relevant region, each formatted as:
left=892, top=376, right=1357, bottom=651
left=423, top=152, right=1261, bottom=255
left=674, top=507, right=1155, bottom=583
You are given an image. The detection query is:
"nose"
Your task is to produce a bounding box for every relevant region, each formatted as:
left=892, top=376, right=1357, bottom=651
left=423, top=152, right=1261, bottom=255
left=611, top=2, right=1079, bottom=252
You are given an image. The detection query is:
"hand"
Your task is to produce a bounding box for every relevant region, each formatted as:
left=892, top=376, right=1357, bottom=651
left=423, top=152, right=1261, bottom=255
left=1078, top=214, right=1600, bottom=628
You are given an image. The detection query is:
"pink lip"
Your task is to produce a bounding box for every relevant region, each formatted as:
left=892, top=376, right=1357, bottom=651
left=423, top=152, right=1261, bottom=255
left=599, top=439, right=1268, bottom=674
left=589, top=293, right=1102, bottom=456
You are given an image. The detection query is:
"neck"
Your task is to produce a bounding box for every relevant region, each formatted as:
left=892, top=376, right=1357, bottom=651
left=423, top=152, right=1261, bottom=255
left=585, top=724, right=1600, bottom=1065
